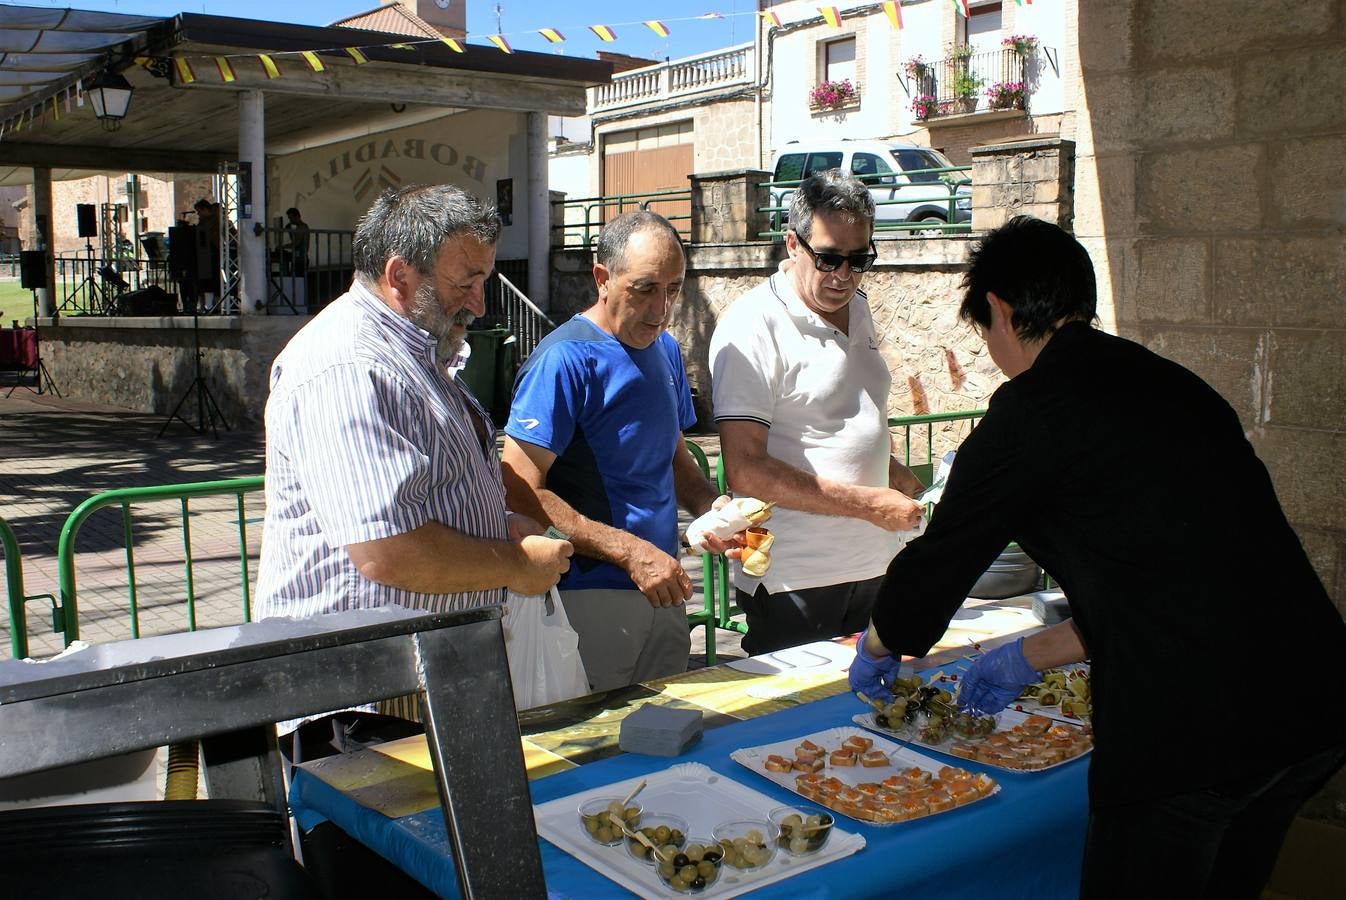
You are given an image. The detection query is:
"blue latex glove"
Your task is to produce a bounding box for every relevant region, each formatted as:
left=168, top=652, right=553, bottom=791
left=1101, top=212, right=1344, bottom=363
left=958, top=638, right=1040, bottom=715
left=848, top=630, right=902, bottom=703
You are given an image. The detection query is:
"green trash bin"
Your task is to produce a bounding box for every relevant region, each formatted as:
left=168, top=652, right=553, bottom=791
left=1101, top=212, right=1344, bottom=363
left=459, top=327, right=515, bottom=424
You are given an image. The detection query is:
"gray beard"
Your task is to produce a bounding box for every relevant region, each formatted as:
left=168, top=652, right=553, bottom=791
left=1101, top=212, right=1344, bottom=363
left=408, top=283, right=474, bottom=366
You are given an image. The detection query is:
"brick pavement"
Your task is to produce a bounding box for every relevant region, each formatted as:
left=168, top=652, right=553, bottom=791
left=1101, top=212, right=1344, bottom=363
left=0, top=389, right=742, bottom=664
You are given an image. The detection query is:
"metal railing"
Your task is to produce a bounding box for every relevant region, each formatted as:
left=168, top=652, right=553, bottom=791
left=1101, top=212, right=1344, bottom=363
left=54, top=251, right=176, bottom=316
left=52, top=477, right=264, bottom=647
left=592, top=42, right=755, bottom=112
left=759, top=167, right=973, bottom=239
left=552, top=188, right=693, bottom=248
left=909, top=47, right=1028, bottom=119
left=2, top=517, right=57, bottom=659
left=258, top=224, right=354, bottom=315
left=890, top=409, right=986, bottom=487
left=484, top=271, right=555, bottom=360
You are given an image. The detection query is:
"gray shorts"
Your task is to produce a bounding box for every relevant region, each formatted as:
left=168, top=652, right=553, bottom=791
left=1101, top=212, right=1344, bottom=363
left=559, top=588, right=691, bottom=692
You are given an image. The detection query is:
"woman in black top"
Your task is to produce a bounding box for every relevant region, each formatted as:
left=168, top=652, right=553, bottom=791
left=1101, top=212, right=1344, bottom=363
left=849, top=217, right=1346, bottom=900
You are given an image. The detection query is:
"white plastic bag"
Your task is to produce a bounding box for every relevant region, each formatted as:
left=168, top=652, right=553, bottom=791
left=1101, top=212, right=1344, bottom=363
left=501, top=587, right=589, bottom=710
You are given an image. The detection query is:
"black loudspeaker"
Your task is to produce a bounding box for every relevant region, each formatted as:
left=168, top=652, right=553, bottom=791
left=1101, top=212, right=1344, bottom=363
left=18, top=251, right=47, bottom=290
left=168, top=225, right=199, bottom=281
left=119, top=285, right=179, bottom=316
left=76, top=204, right=97, bottom=238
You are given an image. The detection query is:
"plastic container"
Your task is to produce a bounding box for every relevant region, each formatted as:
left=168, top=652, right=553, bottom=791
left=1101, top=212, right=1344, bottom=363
left=655, top=837, right=723, bottom=894
left=0, top=800, right=314, bottom=899
left=577, top=797, right=642, bottom=845
left=623, top=812, right=688, bottom=864
left=769, top=805, right=835, bottom=856
left=712, top=818, right=778, bottom=871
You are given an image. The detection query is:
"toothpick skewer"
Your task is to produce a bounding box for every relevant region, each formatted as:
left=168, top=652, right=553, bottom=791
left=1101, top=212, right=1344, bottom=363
left=609, top=813, right=672, bottom=863
left=620, top=779, right=646, bottom=807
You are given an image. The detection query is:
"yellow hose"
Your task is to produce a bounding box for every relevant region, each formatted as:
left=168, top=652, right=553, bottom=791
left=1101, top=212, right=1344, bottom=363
left=164, top=741, right=200, bottom=800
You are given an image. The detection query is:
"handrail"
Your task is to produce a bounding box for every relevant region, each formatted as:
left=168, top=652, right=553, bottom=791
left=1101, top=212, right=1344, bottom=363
left=889, top=410, right=986, bottom=483
left=592, top=42, right=754, bottom=111
left=759, top=166, right=973, bottom=238
left=490, top=271, right=556, bottom=359
left=552, top=188, right=693, bottom=248
left=55, top=477, right=265, bottom=646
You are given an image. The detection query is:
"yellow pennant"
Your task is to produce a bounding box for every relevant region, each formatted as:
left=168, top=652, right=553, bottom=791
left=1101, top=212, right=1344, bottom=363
left=301, top=51, right=325, bottom=72
left=50, top=96, right=59, bottom=121
left=258, top=54, right=281, bottom=79
left=537, top=28, right=565, bottom=44
left=644, top=20, right=670, bottom=38
left=390, top=43, right=414, bottom=50
left=589, top=24, right=617, bottom=42
left=819, top=6, right=841, bottom=28
left=215, top=57, right=237, bottom=82
left=487, top=34, right=513, bottom=53
left=883, top=0, right=903, bottom=29
left=345, top=47, right=368, bottom=64
left=439, top=36, right=464, bottom=53
left=760, top=10, right=782, bottom=28
left=173, top=57, right=196, bottom=84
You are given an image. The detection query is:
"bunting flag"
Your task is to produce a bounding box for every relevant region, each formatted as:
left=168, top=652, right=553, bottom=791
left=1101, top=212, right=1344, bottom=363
left=487, top=34, right=513, bottom=53
left=590, top=24, right=617, bottom=42
left=697, top=12, right=724, bottom=18
left=883, top=1, right=903, bottom=29
left=644, top=20, right=670, bottom=38
left=173, top=57, right=196, bottom=84
left=390, top=43, right=414, bottom=50
left=761, top=10, right=782, bottom=28
left=819, top=6, right=842, bottom=28
left=345, top=47, right=369, bottom=64
left=438, top=35, right=465, bottom=52
left=49, top=96, right=59, bottom=121
left=301, top=51, right=325, bottom=72
left=951, top=0, right=970, bottom=16
left=258, top=54, right=281, bottom=79
left=214, top=56, right=237, bottom=82
left=537, top=27, right=565, bottom=43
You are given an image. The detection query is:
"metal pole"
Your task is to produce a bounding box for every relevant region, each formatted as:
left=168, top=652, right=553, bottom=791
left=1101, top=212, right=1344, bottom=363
left=526, top=111, right=550, bottom=312
left=237, top=90, right=267, bottom=315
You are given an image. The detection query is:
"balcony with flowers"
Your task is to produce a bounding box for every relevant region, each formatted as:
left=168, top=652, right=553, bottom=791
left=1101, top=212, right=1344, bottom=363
left=906, top=36, right=1037, bottom=125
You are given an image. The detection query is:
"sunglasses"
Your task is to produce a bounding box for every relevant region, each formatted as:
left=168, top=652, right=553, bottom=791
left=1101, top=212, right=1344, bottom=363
left=793, top=232, right=879, bottom=273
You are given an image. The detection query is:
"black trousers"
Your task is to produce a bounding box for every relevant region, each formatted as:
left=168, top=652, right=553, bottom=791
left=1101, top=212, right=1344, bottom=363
left=736, top=575, right=882, bottom=656
left=1080, top=741, right=1346, bottom=900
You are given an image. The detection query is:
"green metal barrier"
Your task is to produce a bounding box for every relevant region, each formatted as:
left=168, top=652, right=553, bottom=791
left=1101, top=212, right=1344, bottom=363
left=683, top=440, right=724, bottom=665
left=1, top=518, right=58, bottom=659
left=55, top=477, right=265, bottom=646
left=758, top=166, right=973, bottom=240
left=889, top=409, right=987, bottom=486
left=552, top=188, right=693, bottom=248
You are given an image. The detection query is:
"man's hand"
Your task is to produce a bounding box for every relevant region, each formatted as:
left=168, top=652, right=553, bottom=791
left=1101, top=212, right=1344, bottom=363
left=864, top=487, right=925, bottom=531
left=621, top=537, right=693, bottom=608
left=848, top=629, right=902, bottom=703
left=957, top=638, right=1040, bottom=716
left=507, top=535, right=574, bottom=597
left=506, top=511, right=546, bottom=541
left=695, top=494, right=747, bottom=557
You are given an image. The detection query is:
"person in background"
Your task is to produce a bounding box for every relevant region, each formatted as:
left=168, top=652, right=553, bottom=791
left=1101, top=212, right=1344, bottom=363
left=501, top=210, right=735, bottom=692
left=849, top=216, right=1346, bottom=900
left=284, top=206, right=311, bottom=275
left=257, top=184, right=572, bottom=759
left=709, top=169, right=924, bottom=656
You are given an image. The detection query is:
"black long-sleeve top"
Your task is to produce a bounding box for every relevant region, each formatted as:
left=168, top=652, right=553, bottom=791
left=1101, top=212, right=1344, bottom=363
left=874, top=322, right=1346, bottom=805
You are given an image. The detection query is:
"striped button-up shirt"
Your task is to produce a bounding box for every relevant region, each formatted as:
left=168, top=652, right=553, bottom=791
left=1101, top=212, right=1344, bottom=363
left=257, top=279, right=509, bottom=620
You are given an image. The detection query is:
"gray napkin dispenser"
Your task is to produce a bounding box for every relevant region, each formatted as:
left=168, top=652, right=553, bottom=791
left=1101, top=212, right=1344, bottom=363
left=619, top=703, right=703, bottom=757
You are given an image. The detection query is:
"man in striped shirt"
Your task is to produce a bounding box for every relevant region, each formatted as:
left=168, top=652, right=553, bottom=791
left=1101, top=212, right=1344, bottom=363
left=257, top=184, right=573, bottom=753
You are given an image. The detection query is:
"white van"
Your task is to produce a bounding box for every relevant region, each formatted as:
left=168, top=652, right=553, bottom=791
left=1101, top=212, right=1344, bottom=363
left=769, top=139, right=971, bottom=229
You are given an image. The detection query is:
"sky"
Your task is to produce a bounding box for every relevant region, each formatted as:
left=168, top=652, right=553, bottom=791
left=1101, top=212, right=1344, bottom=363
left=9, top=0, right=760, bottom=62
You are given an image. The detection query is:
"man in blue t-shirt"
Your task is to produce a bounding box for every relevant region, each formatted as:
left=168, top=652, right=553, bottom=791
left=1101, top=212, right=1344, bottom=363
left=502, top=211, right=734, bottom=691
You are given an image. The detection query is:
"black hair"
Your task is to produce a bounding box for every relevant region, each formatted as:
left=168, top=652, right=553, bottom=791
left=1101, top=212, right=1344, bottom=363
left=960, top=216, right=1097, bottom=341
left=285, top=207, right=301, bottom=218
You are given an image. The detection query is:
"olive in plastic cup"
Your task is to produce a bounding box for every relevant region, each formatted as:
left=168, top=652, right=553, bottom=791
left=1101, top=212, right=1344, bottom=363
left=623, top=812, right=688, bottom=865
left=711, top=818, right=778, bottom=871
left=769, top=805, right=834, bottom=856
left=577, top=797, right=642, bottom=846
left=656, top=836, right=723, bottom=894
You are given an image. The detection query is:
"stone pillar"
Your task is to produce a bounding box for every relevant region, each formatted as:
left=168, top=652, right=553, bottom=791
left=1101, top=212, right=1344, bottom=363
left=30, top=167, right=55, bottom=318
left=548, top=190, right=566, bottom=250
left=689, top=169, right=772, bottom=244
left=526, top=111, right=550, bottom=311
left=237, top=90, right=266, bottom=314
left=969, top=137, right=1076, bottom=233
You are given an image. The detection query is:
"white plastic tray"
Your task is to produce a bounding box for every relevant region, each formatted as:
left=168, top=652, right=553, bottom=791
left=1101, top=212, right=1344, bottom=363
left=730, top=726, right=999, bottom=825
left=851, top=707, right=1092, bottom=773
left=533, top=762, right=865, bottom=899
left=724, top=640, right=854, bottom=675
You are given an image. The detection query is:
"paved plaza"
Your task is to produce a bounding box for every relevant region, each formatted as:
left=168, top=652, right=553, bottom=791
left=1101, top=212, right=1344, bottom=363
left=0, top=388, right=742, bottom=663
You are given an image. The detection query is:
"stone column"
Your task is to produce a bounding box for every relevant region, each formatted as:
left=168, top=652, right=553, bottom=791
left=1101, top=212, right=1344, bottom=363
left=237, top=90, right=266, bottom=314
left=30, top=167, right=55, bottom=318
left=969, top=137, right=1076, bottom=232
left=689, top=169, right=772, bottom=244
left=526, top=111, right=550, bottom=311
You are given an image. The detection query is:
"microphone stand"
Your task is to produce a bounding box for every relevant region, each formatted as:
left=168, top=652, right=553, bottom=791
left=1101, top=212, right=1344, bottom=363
left=158, top=271, right=230, bottom=438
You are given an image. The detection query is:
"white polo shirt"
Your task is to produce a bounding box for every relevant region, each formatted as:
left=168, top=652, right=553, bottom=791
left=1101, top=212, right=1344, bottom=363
left=709, top=267, right=904, bottom=594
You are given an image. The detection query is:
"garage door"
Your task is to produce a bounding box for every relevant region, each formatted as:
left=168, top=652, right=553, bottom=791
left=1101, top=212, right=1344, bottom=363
left=601, top=121, right=693, bottom=233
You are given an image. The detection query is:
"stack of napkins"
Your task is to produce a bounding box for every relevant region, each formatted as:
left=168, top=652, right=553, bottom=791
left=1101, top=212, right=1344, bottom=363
left=619, top=703, right=704, bottom=757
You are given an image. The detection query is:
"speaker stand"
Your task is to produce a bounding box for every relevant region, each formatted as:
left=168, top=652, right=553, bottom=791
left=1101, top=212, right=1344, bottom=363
left=158, top=290, right=230, bottom=438
left=62, top=241, right=106, bottom=315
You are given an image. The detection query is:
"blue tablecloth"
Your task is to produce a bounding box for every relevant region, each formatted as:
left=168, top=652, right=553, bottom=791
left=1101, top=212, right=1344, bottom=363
left=290, top=691, right=1090, bottom=899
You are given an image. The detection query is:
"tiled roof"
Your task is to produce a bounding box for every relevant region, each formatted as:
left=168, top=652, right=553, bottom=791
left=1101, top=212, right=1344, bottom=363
left=330, top=2, right=463, bottom=39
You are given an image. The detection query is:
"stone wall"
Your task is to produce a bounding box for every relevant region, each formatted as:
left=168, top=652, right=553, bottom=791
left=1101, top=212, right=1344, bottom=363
left=38, top=316, right=305, bottom=429
left=1071, top=0, right=1346, bottom=613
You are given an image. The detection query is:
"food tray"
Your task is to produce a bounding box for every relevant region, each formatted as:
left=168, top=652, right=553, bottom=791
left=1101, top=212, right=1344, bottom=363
left=730, top=726, right=999, bottom=826
left=852, top=707, right=1092, bottom=773
left=533, top=762, right=864, bottom=899
left=920, top=662, right=1092, bottom=724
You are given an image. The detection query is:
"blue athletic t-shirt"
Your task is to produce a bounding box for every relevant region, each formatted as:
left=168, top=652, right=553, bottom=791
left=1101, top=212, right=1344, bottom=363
left=506, top=315, right=697, bottom=591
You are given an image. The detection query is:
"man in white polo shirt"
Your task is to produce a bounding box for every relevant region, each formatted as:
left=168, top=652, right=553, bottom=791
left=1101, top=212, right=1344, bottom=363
left=709, top=169, right=924, bottom=655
